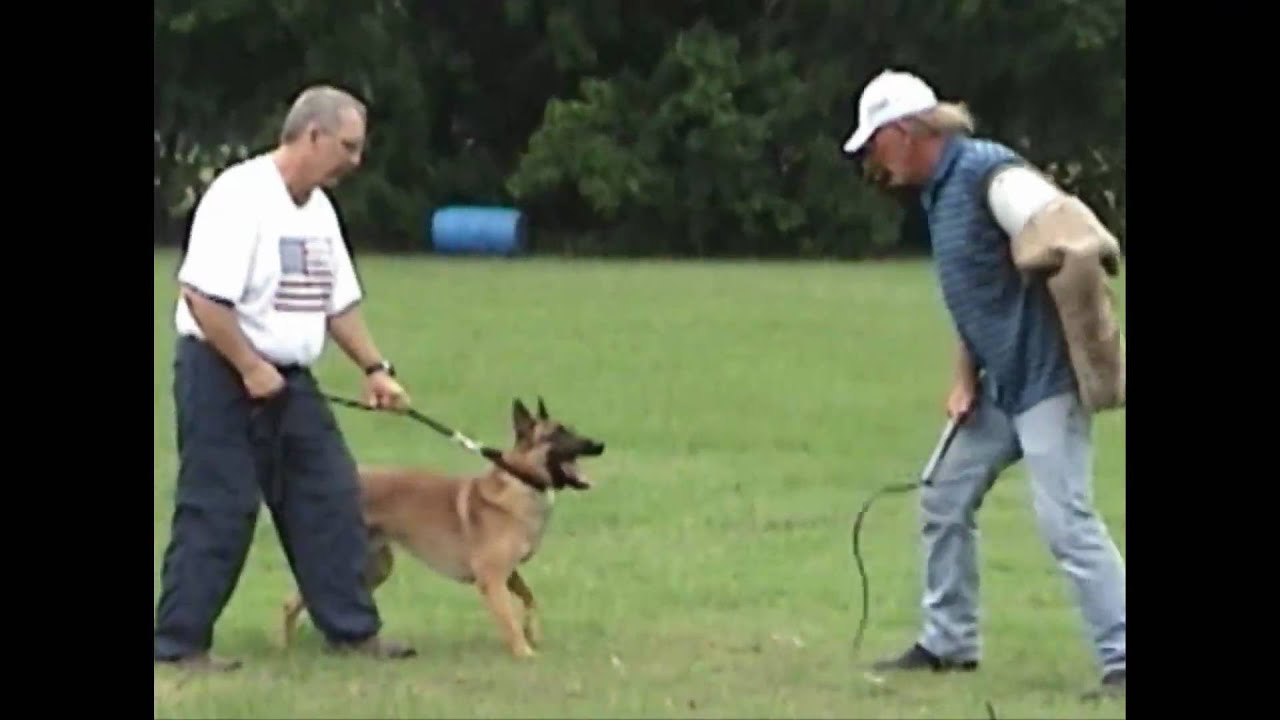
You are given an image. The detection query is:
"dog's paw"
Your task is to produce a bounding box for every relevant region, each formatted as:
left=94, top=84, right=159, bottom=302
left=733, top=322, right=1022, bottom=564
left=511, top=642, right=537, bottom=659
left=523, top=618, right=542, bottom=648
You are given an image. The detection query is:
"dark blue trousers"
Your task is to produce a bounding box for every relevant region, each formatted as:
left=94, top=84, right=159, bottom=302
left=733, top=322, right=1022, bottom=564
left=154, top=336, right=380, bottom=659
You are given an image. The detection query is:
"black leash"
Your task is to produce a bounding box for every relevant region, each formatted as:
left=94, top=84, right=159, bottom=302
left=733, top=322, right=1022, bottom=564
left=316, top=391, right=545, bottom=489
left=850, top=478, right=927, bottom=652
left=849, top=415, right=1001, bottom=720
left=320, top=392, right=491, bottom=454
left=851, top=416, right=960, bottom=654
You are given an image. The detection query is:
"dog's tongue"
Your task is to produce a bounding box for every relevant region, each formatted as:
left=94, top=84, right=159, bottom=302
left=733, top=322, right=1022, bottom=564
left=561, top=460, right=591, bottom=488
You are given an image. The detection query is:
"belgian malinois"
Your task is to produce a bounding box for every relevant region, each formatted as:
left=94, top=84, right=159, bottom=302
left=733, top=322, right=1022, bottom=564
left=281, top=397, right=605, bottom=658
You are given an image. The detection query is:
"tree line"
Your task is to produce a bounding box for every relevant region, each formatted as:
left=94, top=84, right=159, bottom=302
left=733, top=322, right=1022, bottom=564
left=154, top=0, right=1125, bottom=259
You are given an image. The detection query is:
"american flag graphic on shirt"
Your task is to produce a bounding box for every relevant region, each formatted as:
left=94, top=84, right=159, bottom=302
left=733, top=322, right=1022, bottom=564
left=274, top=236, right=334, bottom=313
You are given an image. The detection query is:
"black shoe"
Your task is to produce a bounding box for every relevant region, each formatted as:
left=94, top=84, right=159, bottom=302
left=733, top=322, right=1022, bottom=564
left=154, top=652, right=242, bottom=673
left=327, top=635, right=417, bottom=660
left=870, top=643, right=978, bottom=673
left=1082, top=669, right=1125, bottom=701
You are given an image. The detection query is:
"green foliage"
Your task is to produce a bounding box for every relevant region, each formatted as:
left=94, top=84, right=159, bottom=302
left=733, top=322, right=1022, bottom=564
left=507, top=21, right=907, bottom=258
left=154, top=0, right=1125, bottom=257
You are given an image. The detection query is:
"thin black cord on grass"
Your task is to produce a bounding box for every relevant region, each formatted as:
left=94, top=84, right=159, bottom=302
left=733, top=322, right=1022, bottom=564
left=851, top=416, right=960, bottom=654
left=848, top=416, right=998, bottom=719
left=850, top=479, right=924, bottom=653
left=848, top=476, right=1000, bottom=720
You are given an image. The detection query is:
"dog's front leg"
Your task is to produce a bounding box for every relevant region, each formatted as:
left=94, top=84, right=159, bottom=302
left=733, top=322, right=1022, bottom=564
left=507, top=571, right=540, bottom=648
left=476, top=573, right=535, bottom=659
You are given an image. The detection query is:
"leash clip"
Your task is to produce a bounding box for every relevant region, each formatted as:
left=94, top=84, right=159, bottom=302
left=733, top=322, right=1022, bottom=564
left=452, top=432, right=482, bottom=453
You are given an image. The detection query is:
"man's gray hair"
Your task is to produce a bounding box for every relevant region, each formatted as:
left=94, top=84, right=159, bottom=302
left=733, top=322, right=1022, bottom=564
left=905, top=101, right=976, bottom=137
left=279, top=85, right=367, bottom=143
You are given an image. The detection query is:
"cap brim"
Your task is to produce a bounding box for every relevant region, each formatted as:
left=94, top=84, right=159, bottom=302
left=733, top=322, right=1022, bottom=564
left=842, top=124, right=874, bottom=155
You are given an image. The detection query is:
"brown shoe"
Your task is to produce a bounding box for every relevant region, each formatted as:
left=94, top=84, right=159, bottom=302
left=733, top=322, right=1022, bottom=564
left=327, top=635, right=417, bottom=659
left=155, top=652, right=242, bottom=673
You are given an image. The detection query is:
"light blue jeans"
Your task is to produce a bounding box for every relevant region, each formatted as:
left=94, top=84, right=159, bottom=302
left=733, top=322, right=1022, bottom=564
left=916, top=391, right=1126, bottom=675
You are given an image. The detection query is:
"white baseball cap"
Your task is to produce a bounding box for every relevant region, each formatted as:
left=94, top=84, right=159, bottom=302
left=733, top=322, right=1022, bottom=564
left=842, top=69, right=939, bottom=155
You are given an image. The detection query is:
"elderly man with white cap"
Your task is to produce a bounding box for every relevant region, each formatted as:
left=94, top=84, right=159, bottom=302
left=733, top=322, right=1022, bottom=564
left=843, top=69, right=1126, bottom=700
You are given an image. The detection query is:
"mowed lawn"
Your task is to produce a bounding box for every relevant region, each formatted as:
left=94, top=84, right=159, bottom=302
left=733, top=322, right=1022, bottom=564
left=153, top=249, right=1126, bottom=719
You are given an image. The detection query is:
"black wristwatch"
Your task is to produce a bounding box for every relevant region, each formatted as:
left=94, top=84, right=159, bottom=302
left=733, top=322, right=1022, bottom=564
left=364, top=359, right=396, bottom=377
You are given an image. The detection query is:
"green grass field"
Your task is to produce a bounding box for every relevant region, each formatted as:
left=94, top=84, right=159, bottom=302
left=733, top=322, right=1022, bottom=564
left=153, top=249, right=1125, bottom=719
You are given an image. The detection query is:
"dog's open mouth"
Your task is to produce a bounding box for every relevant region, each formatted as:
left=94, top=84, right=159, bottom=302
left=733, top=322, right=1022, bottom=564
left=547, top=439, right=603, bottom=491
left=556, top=458, right=591, bottom=489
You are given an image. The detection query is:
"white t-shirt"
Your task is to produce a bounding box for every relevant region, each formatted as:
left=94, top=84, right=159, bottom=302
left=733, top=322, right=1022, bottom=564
left=986, top=164, right=1062, bottom=237
left=174, top=153, right=363, bottom=367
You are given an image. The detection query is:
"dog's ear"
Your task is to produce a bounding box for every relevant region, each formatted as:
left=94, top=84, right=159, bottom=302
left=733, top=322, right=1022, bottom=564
left=537, top=396, right=549, bottom=420
left=513, top=399, right=535, bottom=440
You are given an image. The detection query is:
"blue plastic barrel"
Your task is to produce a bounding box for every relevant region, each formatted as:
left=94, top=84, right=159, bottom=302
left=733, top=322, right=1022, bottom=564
left=429, top=206, right=527, bottom=255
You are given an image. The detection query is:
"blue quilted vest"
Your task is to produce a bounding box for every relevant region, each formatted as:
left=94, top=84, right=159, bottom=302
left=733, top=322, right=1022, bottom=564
left=921, top=136, right=1076, bottom=415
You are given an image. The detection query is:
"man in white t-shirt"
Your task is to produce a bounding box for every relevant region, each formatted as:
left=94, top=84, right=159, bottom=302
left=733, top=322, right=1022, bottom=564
left=154, top=85, right=415, bottom=671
